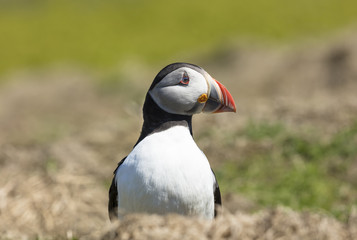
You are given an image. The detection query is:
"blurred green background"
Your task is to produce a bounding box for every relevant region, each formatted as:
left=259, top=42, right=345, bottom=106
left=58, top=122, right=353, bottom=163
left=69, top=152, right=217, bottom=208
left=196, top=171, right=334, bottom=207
left=1, top=2, right=357, bottom=236
left=1, top=0, right=357, bottom=76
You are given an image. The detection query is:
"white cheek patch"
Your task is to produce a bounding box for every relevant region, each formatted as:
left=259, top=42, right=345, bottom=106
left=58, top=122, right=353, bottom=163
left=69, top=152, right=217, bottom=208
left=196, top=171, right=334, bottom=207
left=151, top=86, right=194, bottom=114
left=149, top=68, right=208, bottom=115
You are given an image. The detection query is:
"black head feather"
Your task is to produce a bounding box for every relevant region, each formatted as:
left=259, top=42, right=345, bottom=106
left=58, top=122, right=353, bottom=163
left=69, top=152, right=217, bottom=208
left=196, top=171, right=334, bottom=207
left=149, top=62, right=205, bottom=91
left=135, top=63, right=205, bottom=145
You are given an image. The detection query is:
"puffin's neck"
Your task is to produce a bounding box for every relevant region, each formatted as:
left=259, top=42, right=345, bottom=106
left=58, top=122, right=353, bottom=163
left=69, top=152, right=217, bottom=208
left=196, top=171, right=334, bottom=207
left=135, top=94, right=193, bottom=146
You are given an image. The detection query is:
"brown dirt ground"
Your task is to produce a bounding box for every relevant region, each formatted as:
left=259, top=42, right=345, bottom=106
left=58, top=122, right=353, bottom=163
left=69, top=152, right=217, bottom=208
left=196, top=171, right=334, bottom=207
left=1, top=30, right=357, bottom=239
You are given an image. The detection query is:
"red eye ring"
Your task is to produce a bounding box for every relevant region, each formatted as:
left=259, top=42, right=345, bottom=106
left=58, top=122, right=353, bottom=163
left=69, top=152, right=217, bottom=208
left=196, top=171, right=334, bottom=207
left=180, top=79, right=189, bottom=85
left=180, top=72, right=190, bottom=85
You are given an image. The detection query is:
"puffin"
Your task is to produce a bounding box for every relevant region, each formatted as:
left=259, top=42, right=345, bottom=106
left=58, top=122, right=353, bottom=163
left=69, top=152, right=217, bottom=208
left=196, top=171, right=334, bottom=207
left=108, top=62, right=236, bottom=220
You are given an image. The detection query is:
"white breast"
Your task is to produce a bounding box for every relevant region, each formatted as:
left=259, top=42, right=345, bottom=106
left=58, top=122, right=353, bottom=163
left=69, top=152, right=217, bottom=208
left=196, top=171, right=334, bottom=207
left=115, top=125, right=215, bottom=219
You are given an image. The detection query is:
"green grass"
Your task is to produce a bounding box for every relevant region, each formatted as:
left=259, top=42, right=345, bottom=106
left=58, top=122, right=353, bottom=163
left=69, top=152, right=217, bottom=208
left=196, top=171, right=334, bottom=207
left=216, top=121, right=357, bottom=220
left=1, top=0, right=357, bottom=76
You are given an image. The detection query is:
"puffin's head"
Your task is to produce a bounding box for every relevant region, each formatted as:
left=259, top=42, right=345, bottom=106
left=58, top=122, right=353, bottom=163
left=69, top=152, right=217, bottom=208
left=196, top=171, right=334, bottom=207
left=149, top=63, right=236, bottom=115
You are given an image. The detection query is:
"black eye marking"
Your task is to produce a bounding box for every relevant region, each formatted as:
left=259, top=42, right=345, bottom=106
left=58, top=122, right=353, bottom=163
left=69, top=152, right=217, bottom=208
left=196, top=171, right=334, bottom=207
left=179, top=72, right=190, bottom=85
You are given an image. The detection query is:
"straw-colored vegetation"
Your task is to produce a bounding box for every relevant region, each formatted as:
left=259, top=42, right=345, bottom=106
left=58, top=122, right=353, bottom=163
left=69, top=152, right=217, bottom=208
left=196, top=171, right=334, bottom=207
left=1, top=29, right=357, bottom=239
left=1, top=1, right=357, bottom=239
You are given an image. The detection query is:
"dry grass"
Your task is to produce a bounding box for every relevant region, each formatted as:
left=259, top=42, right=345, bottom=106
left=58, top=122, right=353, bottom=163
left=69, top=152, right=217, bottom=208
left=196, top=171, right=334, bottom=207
left=96, top=207, right=357, bottom=240
left=1, top=30, right=357, bottom=239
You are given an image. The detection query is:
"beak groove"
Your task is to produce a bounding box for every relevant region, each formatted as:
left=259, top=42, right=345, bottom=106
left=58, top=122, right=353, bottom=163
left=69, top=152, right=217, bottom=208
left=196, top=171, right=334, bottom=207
left=202, top=78, right=236, bottom=113
left=213, top=80, right=236, bottom=113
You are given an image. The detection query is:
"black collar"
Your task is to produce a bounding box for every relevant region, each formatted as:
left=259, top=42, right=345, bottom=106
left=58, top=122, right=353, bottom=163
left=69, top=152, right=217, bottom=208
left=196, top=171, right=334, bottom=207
left=135, top=94, right=193, bottom=146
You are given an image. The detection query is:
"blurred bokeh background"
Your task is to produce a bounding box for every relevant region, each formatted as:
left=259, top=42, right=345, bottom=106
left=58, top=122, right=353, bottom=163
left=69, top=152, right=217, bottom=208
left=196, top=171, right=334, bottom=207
left=1, top=0, right=357, bottom=239
left=1, top=0, right=357, bottom=75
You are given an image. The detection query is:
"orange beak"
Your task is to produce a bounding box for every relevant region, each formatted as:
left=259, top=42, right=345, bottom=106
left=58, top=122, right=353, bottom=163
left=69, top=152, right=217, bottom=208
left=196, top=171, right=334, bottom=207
left=202, top=78, right=236, bottom=113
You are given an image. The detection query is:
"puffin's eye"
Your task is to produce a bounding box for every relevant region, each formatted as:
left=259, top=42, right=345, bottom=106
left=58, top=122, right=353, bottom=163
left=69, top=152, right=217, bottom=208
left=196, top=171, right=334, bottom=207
left=179, top=72, right=190, bottom=85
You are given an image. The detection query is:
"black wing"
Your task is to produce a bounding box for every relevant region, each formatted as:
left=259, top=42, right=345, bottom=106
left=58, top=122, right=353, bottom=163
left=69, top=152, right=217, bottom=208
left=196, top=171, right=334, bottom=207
left=108, top=157, right=127, bottom=221
left=212, top=169, right=222, bottom=217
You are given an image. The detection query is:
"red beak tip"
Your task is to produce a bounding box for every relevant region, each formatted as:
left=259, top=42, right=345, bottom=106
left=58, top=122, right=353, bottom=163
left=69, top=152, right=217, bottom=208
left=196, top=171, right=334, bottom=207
left=211, top=78, right=237, bottom=114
